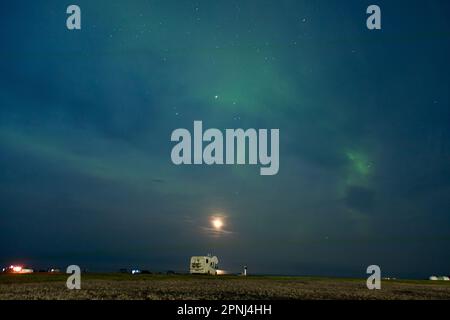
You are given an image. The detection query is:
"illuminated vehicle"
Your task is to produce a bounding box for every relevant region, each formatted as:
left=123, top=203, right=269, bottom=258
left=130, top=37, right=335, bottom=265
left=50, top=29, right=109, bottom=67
left=429, top=276, right=450, bottom=281
left=6, top=265, right=34, bottom=274
left=131, top=269, right=141, bottom=275
left=190, top=255, right=219, bottom=275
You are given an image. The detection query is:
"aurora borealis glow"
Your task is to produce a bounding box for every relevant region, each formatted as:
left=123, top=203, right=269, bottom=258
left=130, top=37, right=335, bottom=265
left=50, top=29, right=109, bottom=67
left=1, top=1, right=450, bottom=277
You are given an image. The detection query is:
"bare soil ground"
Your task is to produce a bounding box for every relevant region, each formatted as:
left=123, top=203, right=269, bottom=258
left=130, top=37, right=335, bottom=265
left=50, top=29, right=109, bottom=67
left=1, top=274, right=450, bottom=300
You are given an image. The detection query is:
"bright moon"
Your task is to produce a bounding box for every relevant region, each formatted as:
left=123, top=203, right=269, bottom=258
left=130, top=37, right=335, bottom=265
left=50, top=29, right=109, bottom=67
left=212, top=218, right=224, bottom=230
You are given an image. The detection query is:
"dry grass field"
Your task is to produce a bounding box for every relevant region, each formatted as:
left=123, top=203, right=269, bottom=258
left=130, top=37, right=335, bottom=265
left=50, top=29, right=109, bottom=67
left=1, top=274, right=450, bottom=300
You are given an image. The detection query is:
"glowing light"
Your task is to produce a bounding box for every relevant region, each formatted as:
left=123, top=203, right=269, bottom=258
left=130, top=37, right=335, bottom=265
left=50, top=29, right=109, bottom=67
left=11, top=266, right=23, bottom=273
left=212, top=218, right=224, bottom=230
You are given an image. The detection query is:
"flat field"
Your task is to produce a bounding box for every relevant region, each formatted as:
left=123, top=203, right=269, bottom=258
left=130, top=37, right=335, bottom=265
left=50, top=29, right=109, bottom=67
left=1, top=273, right=449, bottom=300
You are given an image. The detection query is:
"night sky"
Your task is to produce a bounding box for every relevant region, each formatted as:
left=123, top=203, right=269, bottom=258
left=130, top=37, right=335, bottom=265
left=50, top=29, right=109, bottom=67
left=1, top=1, right=450, bottom=278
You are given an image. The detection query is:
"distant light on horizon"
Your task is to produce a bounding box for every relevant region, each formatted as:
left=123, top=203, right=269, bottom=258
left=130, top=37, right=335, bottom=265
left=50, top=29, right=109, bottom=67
left=12, top=266, right=22, bottom=273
